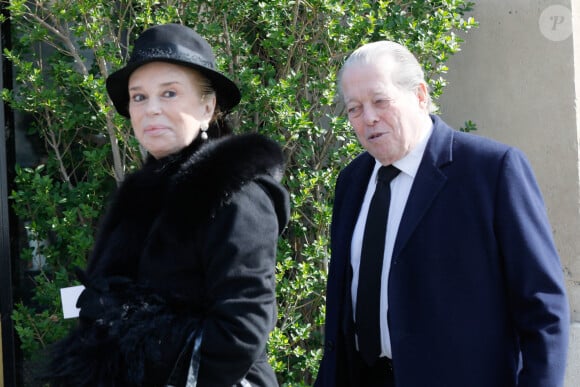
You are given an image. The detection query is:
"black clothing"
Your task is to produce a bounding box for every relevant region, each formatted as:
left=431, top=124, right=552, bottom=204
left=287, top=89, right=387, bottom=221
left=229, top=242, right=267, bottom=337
left=46, top=134, right=290, bottom=386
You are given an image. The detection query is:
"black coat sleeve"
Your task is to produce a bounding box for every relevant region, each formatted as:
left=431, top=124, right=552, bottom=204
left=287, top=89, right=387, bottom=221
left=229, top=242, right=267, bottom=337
left=197, top=177, right=288, bottom=385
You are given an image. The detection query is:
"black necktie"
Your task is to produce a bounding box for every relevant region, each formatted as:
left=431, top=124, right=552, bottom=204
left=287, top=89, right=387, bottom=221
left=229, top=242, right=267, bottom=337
left=356, top=165, right=400, bottom=366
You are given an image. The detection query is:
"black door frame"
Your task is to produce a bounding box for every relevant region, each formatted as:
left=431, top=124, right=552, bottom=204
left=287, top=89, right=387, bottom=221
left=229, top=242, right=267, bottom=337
left=1, top=3, right=20, bottom=385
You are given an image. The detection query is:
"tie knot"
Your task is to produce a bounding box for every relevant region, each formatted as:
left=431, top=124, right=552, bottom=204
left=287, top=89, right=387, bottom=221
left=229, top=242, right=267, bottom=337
left=377, top=165, right=400, bottom=184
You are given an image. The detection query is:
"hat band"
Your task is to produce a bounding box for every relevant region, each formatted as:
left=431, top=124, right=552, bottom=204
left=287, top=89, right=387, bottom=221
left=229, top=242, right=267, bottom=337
left=131, top=46, right=216, bottom=70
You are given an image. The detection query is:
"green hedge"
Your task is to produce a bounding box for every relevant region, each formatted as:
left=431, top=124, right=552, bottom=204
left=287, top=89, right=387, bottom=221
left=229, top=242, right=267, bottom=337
left=2, top=1, right=476, bottom=385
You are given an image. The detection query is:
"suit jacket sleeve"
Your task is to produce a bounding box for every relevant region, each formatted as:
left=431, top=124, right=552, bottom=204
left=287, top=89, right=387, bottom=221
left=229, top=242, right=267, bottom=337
left=197, top=178, right=286, bottom=385
left=495, top=148, right=569, bottom=387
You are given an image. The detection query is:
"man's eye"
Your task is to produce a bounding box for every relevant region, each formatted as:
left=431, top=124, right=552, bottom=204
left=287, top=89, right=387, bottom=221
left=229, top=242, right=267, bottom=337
left=347, top=106, right=361, bottom=116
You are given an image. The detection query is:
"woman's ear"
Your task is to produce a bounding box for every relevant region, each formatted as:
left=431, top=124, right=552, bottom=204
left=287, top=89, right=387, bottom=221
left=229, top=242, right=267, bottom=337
left=203, top=94, right=217, bottom=120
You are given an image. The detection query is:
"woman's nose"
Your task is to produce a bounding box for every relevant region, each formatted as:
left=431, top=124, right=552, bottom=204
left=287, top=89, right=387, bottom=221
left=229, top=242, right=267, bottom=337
left=146, top=98, right=162, bottom=115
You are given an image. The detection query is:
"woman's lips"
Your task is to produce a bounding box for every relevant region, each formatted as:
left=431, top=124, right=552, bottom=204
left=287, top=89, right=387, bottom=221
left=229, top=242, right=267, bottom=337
left=144, top=126, right=170, bottom=136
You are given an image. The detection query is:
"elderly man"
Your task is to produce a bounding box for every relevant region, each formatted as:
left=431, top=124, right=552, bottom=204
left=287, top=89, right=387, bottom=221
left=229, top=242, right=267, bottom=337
left=315, top=40, right=569, bottom=387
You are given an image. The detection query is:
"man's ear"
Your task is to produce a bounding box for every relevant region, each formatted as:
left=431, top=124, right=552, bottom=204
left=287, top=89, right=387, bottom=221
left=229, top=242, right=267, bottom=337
left=416, top=82, right=429, bottom=110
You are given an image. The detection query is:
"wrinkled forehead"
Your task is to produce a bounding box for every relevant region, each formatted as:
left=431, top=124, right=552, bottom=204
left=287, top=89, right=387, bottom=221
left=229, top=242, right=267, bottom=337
left=340, top=58, right=399, bottom=98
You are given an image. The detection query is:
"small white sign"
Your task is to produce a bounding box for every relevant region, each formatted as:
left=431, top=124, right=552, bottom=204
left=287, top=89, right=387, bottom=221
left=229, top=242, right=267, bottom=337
left=60, top=285, right=85, bottom=319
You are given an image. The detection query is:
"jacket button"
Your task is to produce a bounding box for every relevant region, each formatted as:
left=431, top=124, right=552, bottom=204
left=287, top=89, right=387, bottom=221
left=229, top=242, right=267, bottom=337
left=326, top=340, right=335, bottom=351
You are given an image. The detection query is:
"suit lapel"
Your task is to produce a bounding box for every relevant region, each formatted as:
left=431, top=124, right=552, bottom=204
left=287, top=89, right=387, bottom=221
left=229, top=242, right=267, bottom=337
left=392, top=116, right=454, bottom=260
left=340, top=154, right=375, bottom=242
left=335, top=153, right=374, bottom=335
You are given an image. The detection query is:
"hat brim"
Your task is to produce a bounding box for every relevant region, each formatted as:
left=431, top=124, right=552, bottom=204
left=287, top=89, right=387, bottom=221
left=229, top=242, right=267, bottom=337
left=106, top=58, right=241, bottom=118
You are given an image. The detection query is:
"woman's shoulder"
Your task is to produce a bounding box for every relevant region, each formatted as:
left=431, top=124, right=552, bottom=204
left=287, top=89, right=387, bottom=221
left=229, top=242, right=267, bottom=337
left=167, top=134, right=288, bottom=224
left=182, top=133, right=285, bottom=182
left=175, top=134, right=285, bottom=190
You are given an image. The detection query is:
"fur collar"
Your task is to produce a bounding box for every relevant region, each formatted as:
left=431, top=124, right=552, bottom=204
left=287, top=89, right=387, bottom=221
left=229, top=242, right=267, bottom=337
left=103, top=132, right=286, bottom=231
left=161, top=133, right=286, bottom=221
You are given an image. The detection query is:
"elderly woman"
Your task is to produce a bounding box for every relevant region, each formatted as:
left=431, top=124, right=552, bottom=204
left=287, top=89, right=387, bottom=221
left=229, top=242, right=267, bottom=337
left=45, top=24, right=289, bottom=387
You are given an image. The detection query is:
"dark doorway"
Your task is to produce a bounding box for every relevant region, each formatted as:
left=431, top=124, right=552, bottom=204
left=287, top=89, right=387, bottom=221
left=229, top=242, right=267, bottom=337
left=1, top=3, right=24, bottom=386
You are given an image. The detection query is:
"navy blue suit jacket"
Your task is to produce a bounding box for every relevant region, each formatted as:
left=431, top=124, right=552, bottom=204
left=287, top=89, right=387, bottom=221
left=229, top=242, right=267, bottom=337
left=315, top=116, right=569, bottom=387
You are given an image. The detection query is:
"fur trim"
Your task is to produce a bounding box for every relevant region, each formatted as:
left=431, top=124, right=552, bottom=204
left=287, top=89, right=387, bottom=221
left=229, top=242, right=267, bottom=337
left=170, top=133, right=285, bottom=219
left=42, top=284, right=202, bottom=386
left=86, top=133, right=287, bottom=275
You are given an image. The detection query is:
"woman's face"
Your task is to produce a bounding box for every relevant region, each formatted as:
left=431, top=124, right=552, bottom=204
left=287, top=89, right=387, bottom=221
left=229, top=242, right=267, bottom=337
left=128, top=61, right=216, bottom=159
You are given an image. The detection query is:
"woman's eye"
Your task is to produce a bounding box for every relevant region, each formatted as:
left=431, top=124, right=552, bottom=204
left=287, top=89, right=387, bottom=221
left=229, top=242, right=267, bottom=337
left=163, top=90, right=177, bottom=98
left=131, top=94, right=145, bottom=102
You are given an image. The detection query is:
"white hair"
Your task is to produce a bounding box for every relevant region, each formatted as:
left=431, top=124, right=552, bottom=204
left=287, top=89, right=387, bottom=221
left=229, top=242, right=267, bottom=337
left=338, top=41, right=435, bottom=112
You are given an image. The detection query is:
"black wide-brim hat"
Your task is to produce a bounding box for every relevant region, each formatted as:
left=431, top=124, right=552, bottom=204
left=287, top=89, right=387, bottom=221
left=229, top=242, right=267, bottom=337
left=106, top=23, right=241, bottom=118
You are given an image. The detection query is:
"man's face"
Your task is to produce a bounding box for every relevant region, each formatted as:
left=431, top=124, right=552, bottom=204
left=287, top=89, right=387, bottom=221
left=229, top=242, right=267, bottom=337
left=340, top=58, right=430, bottom=165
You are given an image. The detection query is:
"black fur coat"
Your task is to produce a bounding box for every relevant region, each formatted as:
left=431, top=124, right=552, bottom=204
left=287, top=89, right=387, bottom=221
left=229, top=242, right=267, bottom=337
left=45, top=134, right=290, bottom=387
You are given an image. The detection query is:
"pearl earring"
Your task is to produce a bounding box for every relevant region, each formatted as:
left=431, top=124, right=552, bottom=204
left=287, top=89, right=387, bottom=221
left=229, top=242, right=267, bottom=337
left=201, top=122, right=209, bottom=141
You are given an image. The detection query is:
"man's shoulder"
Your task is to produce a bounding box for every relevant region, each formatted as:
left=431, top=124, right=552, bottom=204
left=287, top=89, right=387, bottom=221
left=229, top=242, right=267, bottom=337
left=341, top=151, right=374, bottom=176
left=453, top=130, right=511, bottom=154
left=432, top=115, right=514, bottom=158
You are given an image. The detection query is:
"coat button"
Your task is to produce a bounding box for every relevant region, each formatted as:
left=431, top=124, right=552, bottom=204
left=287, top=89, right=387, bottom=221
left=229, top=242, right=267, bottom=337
left=326, top=340, right=335, bottom=351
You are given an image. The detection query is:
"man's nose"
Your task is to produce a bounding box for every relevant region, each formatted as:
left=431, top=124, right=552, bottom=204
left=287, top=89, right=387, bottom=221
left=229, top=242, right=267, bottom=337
left=363, top=107, right=379, bottom=125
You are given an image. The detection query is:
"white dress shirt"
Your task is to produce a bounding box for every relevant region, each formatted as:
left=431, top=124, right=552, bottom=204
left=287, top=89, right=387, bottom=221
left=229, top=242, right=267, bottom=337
left=351, top=125, right=433, bottom=359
